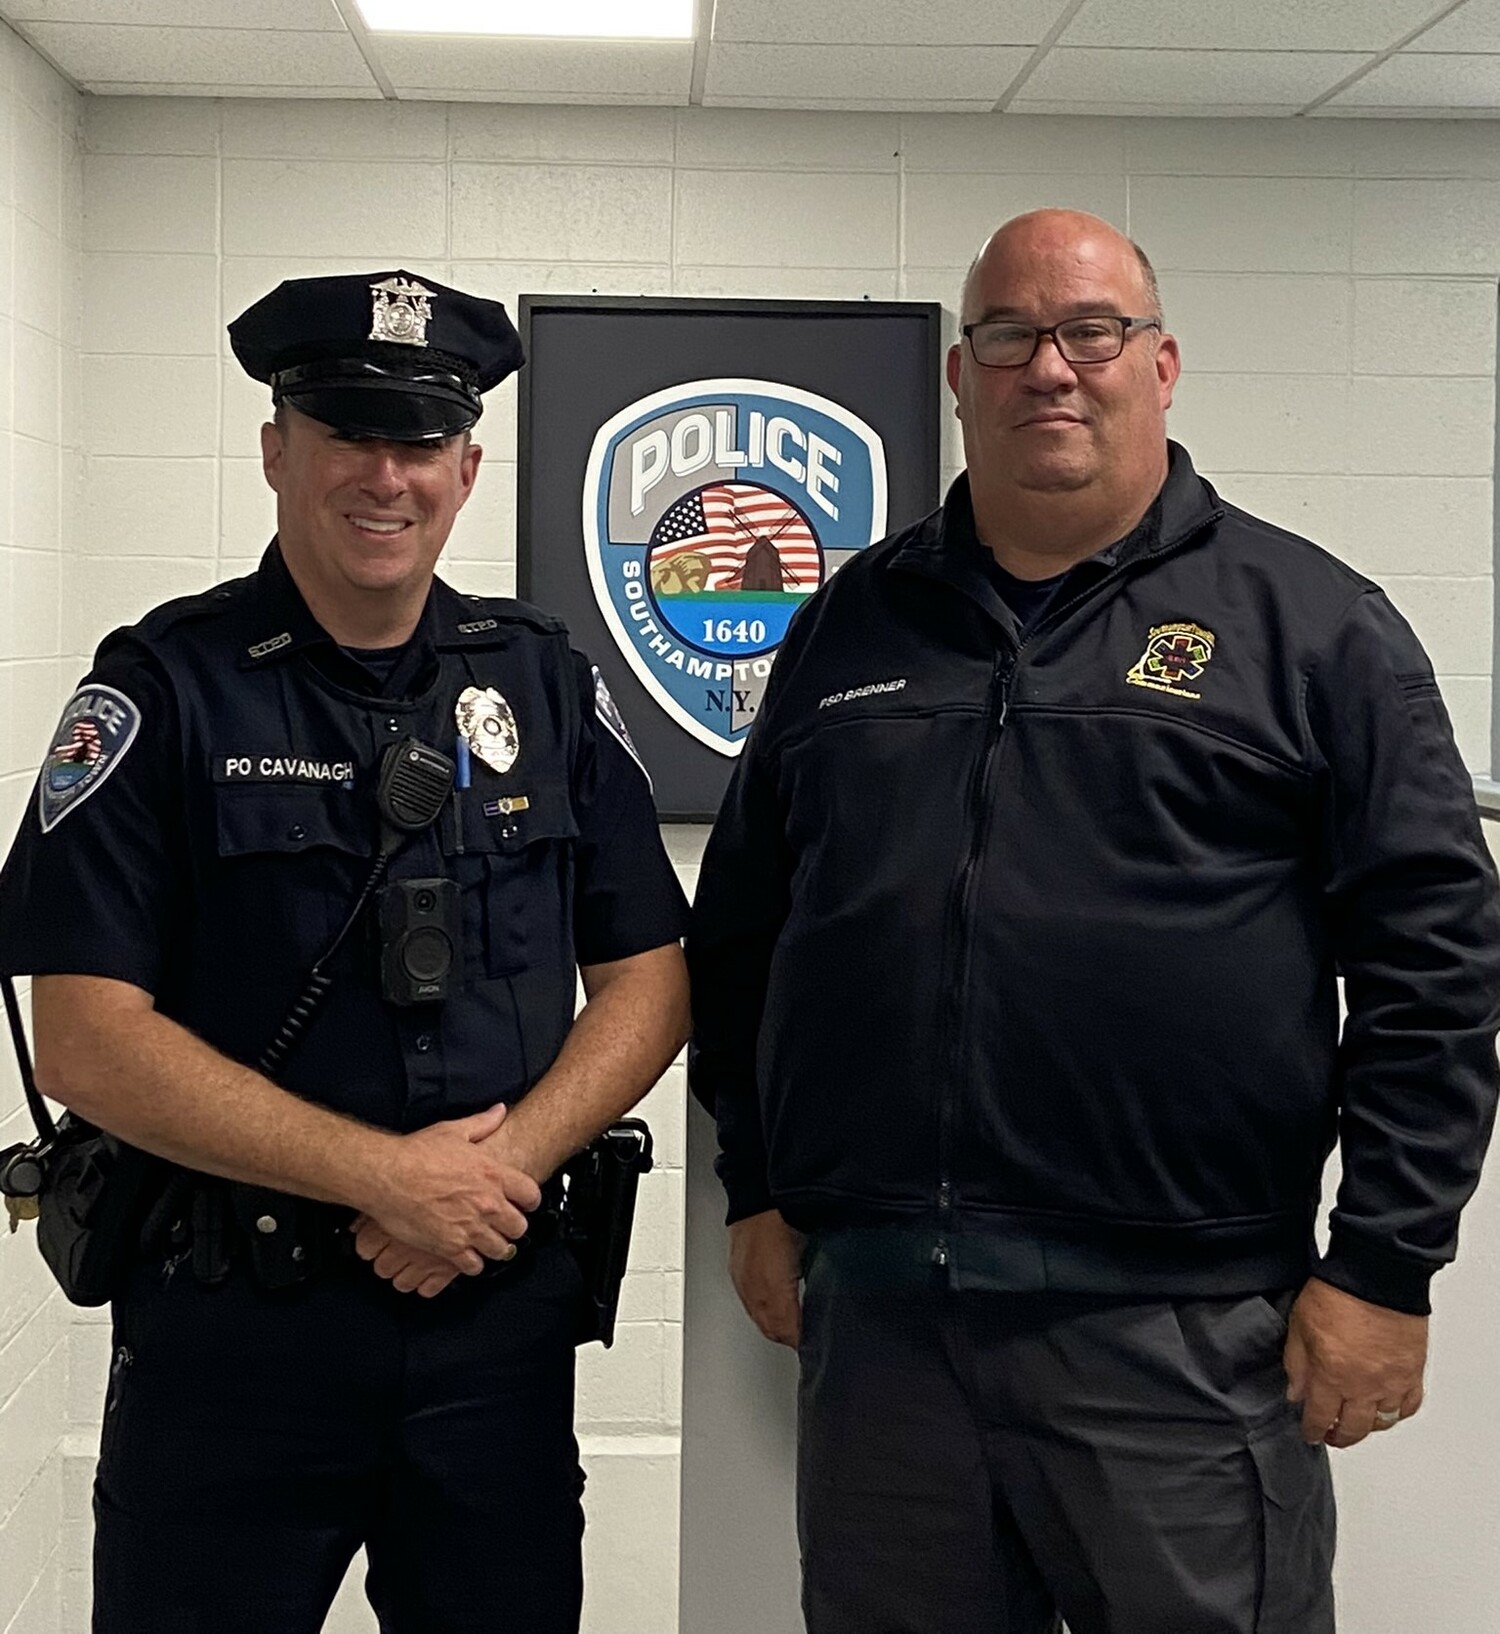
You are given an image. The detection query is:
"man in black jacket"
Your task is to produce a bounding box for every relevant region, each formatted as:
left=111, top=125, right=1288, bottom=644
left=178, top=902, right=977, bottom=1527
left=688, top=210, right=1500, bottom=1633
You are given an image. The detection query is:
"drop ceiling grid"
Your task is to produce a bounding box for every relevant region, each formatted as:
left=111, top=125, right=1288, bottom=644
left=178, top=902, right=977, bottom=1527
left=0, top=0, right=1496, bottom=115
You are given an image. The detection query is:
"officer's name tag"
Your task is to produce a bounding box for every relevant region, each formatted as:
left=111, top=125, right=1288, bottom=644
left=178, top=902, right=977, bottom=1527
left=217, top=755, right=355, bottom=786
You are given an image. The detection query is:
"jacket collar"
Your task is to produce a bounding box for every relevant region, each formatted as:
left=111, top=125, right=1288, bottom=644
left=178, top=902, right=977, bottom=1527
left=893, top=439, right=1221, bottom=586
left=238, top=538, right=442, bottom=697
left=239, top=538, right=335, bottom=669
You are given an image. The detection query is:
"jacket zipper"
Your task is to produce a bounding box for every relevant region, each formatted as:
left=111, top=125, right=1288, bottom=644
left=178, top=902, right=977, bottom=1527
left=934, top=646, right=1015, bottom=1271
left=929, top=511, right=1223, bottom=1269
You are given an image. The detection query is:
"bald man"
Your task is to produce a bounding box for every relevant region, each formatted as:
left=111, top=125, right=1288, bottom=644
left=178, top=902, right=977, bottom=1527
left=688, top=211, right=1500, bottom=1633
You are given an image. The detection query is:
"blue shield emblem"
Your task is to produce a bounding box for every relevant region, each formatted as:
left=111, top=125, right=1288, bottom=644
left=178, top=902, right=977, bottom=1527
left=38, top=684, right=142, bottom=833
left=582, top=379, right=887, bottom=756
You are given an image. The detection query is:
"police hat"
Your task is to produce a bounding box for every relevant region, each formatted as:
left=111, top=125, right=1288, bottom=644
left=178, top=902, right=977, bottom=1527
left=228, top=270, right=524, bottom=442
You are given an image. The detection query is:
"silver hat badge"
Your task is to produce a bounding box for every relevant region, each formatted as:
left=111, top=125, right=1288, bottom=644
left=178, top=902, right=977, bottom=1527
left=369, top=276, right=433, bottom=347
left=456, top=686, right=520, bottom=775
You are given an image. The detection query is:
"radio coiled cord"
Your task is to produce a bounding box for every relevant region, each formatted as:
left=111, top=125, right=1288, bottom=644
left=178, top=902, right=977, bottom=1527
left=257, top=852, right=390, bottom=1079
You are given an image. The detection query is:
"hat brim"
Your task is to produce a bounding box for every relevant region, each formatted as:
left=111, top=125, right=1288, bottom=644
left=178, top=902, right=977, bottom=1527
left=281, top=383, right=480, bottom=442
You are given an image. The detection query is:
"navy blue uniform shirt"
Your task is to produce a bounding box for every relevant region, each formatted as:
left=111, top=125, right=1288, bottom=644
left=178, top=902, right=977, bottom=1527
left=0, top=542, right=688, bottom=1133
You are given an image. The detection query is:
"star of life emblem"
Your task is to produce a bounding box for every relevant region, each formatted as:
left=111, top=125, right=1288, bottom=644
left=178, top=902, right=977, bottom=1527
left=455, top=686, right=520, bottom=774
left=369, top=277, right=433, bottom=347
left=38, top=684, right=142, bottom=832
left=1125, top=621, right=1216, bottom=700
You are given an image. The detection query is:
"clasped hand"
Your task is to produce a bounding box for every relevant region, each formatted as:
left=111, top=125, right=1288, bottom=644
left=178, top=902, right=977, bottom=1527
left=353, top=1103, right=540, bottom=1298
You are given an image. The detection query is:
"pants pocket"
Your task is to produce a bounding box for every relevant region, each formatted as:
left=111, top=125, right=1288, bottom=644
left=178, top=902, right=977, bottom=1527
left=1246, top=1427, right=1336, bottom=1633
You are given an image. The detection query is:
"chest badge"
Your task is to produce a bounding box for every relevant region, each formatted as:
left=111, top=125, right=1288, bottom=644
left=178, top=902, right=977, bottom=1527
left=455, top=686, right=520, bottom=774
left=1125, top=621, right=1216, bottom=701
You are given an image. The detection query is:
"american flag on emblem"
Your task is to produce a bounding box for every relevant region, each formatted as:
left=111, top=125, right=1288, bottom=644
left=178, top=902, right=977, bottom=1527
left=650, top=483, right=820, bottom=592
left=58, top=720, right=103, bottom=765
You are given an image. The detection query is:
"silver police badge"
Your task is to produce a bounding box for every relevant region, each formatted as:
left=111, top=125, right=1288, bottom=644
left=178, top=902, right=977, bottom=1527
left=455, top=686, right=520, bottom=774
left=369, top=276, right=433, bottom=347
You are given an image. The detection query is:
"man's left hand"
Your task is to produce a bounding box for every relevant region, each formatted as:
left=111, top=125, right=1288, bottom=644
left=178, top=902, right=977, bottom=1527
left=1283, top=1276, right=1428, bottom=1448
left=351, top=1214, right=515, bottom=1298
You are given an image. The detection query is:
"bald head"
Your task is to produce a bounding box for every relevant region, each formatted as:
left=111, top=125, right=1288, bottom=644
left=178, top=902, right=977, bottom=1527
left=960, top=210, right=1162, bottom=326
left=945, top=206, right=1181, bottom=571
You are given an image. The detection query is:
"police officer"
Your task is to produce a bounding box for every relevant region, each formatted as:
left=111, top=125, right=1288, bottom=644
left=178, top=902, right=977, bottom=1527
left=0, top=271, right=690, bottom=1633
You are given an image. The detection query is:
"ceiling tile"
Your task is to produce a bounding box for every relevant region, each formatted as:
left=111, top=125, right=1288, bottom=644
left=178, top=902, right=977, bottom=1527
left=705, top=43, right=1032, bottom=103
left=1019, top=48, right=1368, bottom=106
left=1326, top=52, right=1500, bottom=107
left=1408, top=0, right=1500, bottom=52
left=24, top=22, right=374, bottom=86
left=378, top=37, right=692, bottom=101
left=1061, top=0, right=1447, bottom=52
left=711, top=0, right=1071, bottom=46
left=1, top=0, right=342, bottom=26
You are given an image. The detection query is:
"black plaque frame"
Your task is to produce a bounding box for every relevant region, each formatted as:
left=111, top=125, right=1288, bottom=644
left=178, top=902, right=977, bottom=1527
left=517, top=296, right=943, bottom=822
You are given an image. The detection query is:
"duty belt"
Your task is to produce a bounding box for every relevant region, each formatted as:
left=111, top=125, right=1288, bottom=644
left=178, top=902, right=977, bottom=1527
left=149, top=1171, right=560, bottom=1292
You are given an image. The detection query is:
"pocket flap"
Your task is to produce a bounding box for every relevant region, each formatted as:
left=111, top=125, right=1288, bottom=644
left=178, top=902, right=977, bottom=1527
left=216, top=785, right=369, bottom=859
left=444, top=779, right=578, bottom=857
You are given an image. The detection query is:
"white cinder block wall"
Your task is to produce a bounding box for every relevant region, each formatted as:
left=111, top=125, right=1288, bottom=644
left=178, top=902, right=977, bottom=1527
left=0, top=20, right=81, bottom=1634
left=1, top=59, right=1500, bottom=1634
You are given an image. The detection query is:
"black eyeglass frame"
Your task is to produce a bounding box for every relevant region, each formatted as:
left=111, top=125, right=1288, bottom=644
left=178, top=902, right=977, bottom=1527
left=961, top=315, right=1162, bottom=369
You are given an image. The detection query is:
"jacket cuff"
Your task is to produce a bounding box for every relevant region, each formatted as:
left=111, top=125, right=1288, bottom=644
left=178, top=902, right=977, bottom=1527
left=719, top=1164, right=776, bottom=1227
left=1316, top=1230, right=1436, bottom=1316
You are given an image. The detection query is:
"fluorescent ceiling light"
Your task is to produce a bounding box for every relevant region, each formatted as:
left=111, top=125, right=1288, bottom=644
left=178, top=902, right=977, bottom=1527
left=355, top=0, right=693, bottom=37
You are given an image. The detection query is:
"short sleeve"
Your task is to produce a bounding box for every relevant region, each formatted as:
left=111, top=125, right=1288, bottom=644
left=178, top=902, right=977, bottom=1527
left=0, top=643, right=188, bottom=994
left=569, top=653, right=689, bottom=967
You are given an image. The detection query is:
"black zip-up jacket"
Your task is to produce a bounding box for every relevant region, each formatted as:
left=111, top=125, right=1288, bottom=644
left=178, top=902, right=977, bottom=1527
left=687, top=444, right=1500, bottom=1315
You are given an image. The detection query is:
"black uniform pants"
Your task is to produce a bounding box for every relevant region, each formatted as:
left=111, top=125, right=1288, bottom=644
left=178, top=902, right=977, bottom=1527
left=93, top=1239, right=586, bottom=1634
left=797, top=1244, right=1336, bottom=1634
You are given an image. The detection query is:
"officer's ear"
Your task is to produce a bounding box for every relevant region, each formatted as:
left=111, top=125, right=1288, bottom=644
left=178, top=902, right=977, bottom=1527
left=456, top=435, right=481, bottom=508
left=261, top=418, right=286, bottom=494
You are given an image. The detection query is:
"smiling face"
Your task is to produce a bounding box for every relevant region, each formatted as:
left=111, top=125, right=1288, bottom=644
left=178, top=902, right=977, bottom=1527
left=260, top=405, right=481, bottom=635
left=947, top=210, right=1179, bottom=508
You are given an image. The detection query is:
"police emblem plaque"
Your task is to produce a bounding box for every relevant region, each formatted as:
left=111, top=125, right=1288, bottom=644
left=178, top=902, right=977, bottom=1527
left=582, top=379, right=887, bottom=756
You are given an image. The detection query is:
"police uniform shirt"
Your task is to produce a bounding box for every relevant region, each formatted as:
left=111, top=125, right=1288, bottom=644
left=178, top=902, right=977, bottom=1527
left=0, top=542, right=689, bottom=1132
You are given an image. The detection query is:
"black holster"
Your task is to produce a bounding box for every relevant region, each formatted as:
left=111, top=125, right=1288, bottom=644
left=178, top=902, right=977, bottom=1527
left=559, top=1119, right=654, bottom=1348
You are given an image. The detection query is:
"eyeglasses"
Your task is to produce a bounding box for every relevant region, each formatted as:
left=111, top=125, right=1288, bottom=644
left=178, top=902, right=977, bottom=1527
left=962, top=315, right=1161, bottom=369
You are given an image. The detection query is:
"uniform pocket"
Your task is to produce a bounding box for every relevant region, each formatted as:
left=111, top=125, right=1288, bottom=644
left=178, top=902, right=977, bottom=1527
left=442, top=780, right=578, bottom=978
left=1247, top=1428, right=1336, bottom=1633
left=214, top=783, right=367, bottom=859
left=212, top=784, right=371, bottom=957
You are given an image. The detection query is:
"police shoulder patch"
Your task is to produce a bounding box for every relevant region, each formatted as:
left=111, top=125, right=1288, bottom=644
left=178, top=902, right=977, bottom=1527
left=38, top=685, right=142, bottom=833
left=592, top=666, right=651, bottom=790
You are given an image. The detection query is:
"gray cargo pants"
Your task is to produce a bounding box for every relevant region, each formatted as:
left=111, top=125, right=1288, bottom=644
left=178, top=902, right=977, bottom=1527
left=797, top=1246, right=1336, bottom=1634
